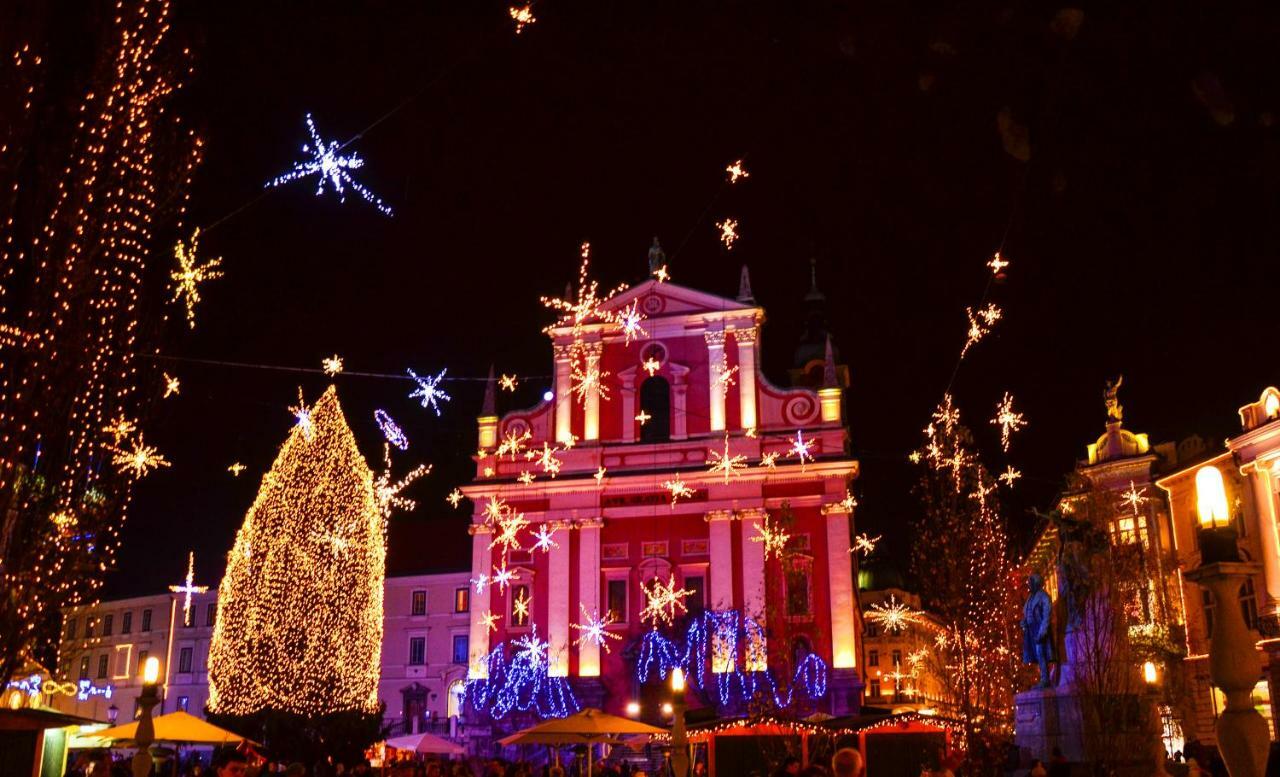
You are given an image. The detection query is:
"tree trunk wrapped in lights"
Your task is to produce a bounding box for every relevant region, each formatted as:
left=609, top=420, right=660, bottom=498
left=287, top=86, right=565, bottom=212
left=208, top=386, right=385, bottom=716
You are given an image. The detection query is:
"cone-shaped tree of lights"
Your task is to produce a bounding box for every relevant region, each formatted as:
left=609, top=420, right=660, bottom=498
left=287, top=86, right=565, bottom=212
left=208, top=386, right=384, bottom=716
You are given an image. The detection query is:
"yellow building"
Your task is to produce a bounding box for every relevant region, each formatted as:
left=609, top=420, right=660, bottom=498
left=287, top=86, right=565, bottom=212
left=857, top=563, right=949, bottom=715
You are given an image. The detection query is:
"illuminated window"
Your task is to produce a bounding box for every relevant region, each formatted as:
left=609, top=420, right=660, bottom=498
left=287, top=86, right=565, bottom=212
left=452, top=635, right=468, bottom=664
left=510, top=584, right=532, bottom=627
left=121, top=612, right=132, bottom=634
left=408, top=637, right=425, bottom=666
left=141, top=609, right=152, bottom=632
left=869, top=680, right=881, bottom=697
left=639, top=376, right=671, bottom=442
left=868, top=650, right=879, bottom=667
left=178, top=647, right=192, bottom=674
left=411, top=590, right=426, bottom=616
left=606, top=579, right=628, bottom=623
left=454, top=588, right=469, bottom=613
left=1113, top=515, right=1149, bottom=548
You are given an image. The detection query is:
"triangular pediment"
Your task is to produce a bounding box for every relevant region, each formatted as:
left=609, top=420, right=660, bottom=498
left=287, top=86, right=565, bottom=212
left=599, top=279, right=757, bottom=319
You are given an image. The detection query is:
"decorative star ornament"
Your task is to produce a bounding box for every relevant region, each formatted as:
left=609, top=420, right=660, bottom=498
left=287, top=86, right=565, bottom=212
left=707, top=435, right=748, bottom=483
left=635, top=409, right=652, bottom=426
left=639, top=574, right=694, bottom=627
left=407, top=368, right=452, bottom=415
left=852, top=532, right=880, bottom=557
left=374, top=446, right=430, bottom=516
left=517, top=470, right=535, bottom=485
left=265, top=113, right=393, bottom=215
left=499, top=373, right=519, bottom=392
left=716, top=218, right=739, bottom=250
left=725, top=159, right=750, bottom=183
left=480, top=610, right=500, bottom=633
left=111, top=435, right=170, bottom=479
left=987, top=251, right=1010, bottom=275
left=618, top=300, right=647, bottom=345
left=508, top=3, right=537, bottom=34
left=838, top=490, right=858, bottom=512
left=512, top=589, right=531, bottom=621
left=662, top=475, right=694, bottom=507
left=491, top=563, right=517, bottom=593
left=866, top=594, right=923, bottom=634
left=497, top=429, right=532, bottom=460
left=513, top=625, right=549, bottom=667
left=103, top=415, right=136, bottom=444
left=759, top=451, right=780, bottom=470
left=447, top=488, right=464, bottom=508
left=571, top=605, right=622, bottom=652
left=471, top=573, right=490, bottom=594
left=787, top=430, right=816, bottom=471
left=322, top=354, right=343, bottom=376
left=170, top=228, right=223, bottom=329
left=642, top=357, right=661, bottom=376
left=999, top=466, right=1022, bottom=487
left=288, top=389, right=314, bottom=440
left=990, top=392, right=1027, bottom=453
left=374, top=409, right=410, bottom=451
left=163, top=373, right=181, bottom=398
left=749, top=514, right=790, bottom=560
left=531, top=523, right=558, bottom=553
left=1121, top=480, right=1149, bottom=515
left=227, top=462, right=247, bottom=477
left=652, top=264, right=669, bottom=283
left=961, top=304, right=1002, bottom=358
left=168, top=551, right=208, bottom=622
left=534, top=442, right=562, bottom=477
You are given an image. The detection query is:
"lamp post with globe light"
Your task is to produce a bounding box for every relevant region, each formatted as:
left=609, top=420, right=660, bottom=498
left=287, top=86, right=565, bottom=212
left=132, top=656, right=160, bottom=777
left=1142, top=661, right=1171, bottom=777
left=1183, top=465, right=1268, bottom=777
left=670, top=667, right=690, bottom=777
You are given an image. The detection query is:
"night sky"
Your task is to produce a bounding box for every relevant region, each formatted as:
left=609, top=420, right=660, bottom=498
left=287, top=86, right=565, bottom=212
left=18, top=1, right=1277, bottom=597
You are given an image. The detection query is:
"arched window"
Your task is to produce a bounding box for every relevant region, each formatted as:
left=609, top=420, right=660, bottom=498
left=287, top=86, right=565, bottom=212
left=639, top=376, right=671, bottom=442
left=447, top=679, right=465, bottom=718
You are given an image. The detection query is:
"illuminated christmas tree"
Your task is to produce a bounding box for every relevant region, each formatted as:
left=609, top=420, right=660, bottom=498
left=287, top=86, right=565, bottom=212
left=208, top=386, right=385, bottom=717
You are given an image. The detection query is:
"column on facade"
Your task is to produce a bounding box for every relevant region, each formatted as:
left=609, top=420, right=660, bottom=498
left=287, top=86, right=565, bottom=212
left=584, top=341, right=602, bottom=442
left=823, top=503, right=858, bottom=669
left=704, top=330, right=728, bottom=433
left=554, top=343, right=573, bottom=444
left=1245, top=460, right=1280, bottom=613
left=547, top=521, right=571, bottom=677
left=576, top=519, right=603, bottom=677
left=619, top=369, right=638, bottom=443
left=467, top=524, right=493, bottom=679
left=739, top=509, right=767, bottom=671
left=707, top=511, right=736, bottom=673
left=734, top=326, right=758, bottom=431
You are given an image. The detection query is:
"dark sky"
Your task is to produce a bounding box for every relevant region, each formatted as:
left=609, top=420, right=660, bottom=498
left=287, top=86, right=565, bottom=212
left=24, top=1, right=1277, bottom=597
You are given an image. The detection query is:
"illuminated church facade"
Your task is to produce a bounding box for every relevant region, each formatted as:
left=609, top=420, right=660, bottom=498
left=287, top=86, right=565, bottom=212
left=460, top=266, right=864, bottom=728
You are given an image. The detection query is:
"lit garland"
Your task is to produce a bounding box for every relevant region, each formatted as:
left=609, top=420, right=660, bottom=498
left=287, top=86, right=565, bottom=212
left=662, top=475, right=694, bottom=506
left=499, top=373, right=518, bottom=392
left=168, top=551, right=208, bottom=622
left=865, top=594, right=924, bottom=634
left=725, top=159, right=750, bottom=183
left=170, top=228, right=223, bottom=329
left=5, top=674, right=115, bottom=703
left=227, top=462, right=247, bottom=477
left=639, top=574, right=694, bottom=627
left=990, top=392, right=1027, bottom=453
left=467, top=631, right=579, bottom=720
left=110, top=435, right=171, bottom=479
left=164, top=373, right=181, bottom=398
left=707, top=435, right=748, bottom=483
left=571, top=605, right=622, bottom=652
left=716, top=218, right=739, bottom=250
left=961, top=304, right=1002, bottom=358
left=787, top=430, right=815, bottom=471
left=749, top=514, right=789, bottom=561
left=373, top=409, right=409, bottom=450
left=508, top=3, right=537, bottom=34
left=265, top=113, right=392, bottom=216
left=407, top=368, right=451, bottom=415
left=322, top=355, right=344, bottom=376
left=208, top=386, right=385, bottom=716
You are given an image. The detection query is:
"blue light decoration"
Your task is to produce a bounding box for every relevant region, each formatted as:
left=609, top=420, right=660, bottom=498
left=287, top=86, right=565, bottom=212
left=5, top=674, right=114, bottom=702
left=466, top=626, right=580, bottom=720
left=265, top=113, right=393, bottom=216
left=373, top=409, right=409, bottom=450
left=635, top=609, right=828, bottom=710
left=407, top=368, right=452, bottom=415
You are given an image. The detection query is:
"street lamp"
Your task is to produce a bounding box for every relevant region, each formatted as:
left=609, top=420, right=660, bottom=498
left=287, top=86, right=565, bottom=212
left=1184, top=465, right=1269, bottom=777
left=107, top=703, right=119, bottom=724
left=669, top=667, right=690, bottom=777
left=132, top=657, right=161, bottom=777
left=1142, top=662, right=1171, bottom=777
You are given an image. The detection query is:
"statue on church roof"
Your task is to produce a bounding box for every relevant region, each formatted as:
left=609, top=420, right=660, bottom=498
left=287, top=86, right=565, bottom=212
left=647, top=236, right=666, bottom=275
left=1104, top=375, right=1124, bottom=423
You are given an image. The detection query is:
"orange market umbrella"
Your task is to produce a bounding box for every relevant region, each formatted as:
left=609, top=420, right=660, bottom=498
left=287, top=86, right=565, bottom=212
left=94, top=711, right=257, bottom=745
left=499, top=709, right=665, bottom=777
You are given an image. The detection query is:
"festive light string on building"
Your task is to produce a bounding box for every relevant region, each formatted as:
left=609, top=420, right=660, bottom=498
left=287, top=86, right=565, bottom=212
left=168, top=551, right=208, bottom=622
left=265, top=113, right=393, bottom=216
left=373, top=409, right=409, bottom=450
left=865, top=594, right=924, bottom=634
left=170, top=228, right=222, bottom=329
left=322, top=355, right=344, bottom=376
left=467, top=628, right=579, bottom=720
left=715, top=218, right=739, bottom=250
left=706, top=434, right=748, bottom=483
left=207, top=386, right=385, bottom=716
left=407, top=368, right=451, bottom=415
left=571, top=605, right=622, bottom=652
left=990, top=392, right=1027, bottom=453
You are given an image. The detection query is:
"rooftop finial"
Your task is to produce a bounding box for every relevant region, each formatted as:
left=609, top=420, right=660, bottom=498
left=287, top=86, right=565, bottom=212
left=481, top=364, right=496, bottom=416
left=805, top=257, right=825, bottom=302
left=822, top=335, right=839, bottom=388
left=737, top=265, right=755, bottom=303
left=647, top=236, right=666, bottom=275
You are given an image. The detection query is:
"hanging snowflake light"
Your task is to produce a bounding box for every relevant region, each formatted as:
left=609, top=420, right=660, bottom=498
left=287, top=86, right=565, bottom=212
left=103, top=415, right=137, bottom=444
left=227, top=462, right=247, bottom=477
left=111, top=434, right=171, bottom=479
left=787, top=430, right=816, bottom=471
left=852, top=533, right=880, bottom=557
left=489, top=510, right=530, bottom=555
left=407, top=368, right=451, bottom=415
left=322, top=354, right=344, bottom=376
left=990, top=392, right=1027, bottom=453
left=374, top=409, right=410, bottom=450
left=618, top=300, right=647, bottom=345
left=999, top=466, right=1022, bottom=487
left=759, top=451, right=780, bottom=470
left=265, top=113, right=393, bottom=216
left=571, top=605, right=623, bottom=652
left=662, top=475, right=694, bottom=506
left=652, top=265, right=669, bottom=283
left=725, top=159, right=750, bottom=183
left=499, top=374, right=519, bottom=392
left=509, top=3, right=537, bottom=34
left=961, top=303, right=1002, bottom=358
left=447, top=489, right=464, bottom=509
left=163, top=373, right=181, bottom=398
left=513, top=625, right=549, bottom=665
left=749, top=515, right=790, bottom=560
left=635, top=409, right=652, bottom=426
left=374, top=446, right=430, bottom=516
left=713, top=362, right=739, bottom=390
left=517, top=470, right=535, bottom=485
left=707, top=435, right=748, bottom=483
left=168, top=551, right=208, bottom=622
left=988, top=251, right=1010, bottom=275
left=533, top=442, right=562, bottom=477
left=531, top=524, right=558, bottom=553
left=639, top=574, right=694, bottom=627
left=642, top=357, right=661, bottom=376
left=1121, top=480, right=1149, bottom=515
left=289, top=390, right=314, bottom=440
left=170, top=228, right=223, bottom=329
left=492, top=563, right=517, bottom=593
left=497, top=429, right=532, bottom=460
left=480, top=610, right=501, bottom=633
left=571, top=363, right=610, bottom=404
left=839, top=490, right=858, bottom=512
left=716, top=218, right=739, bottom=250
left=866, top=594, right=923, bottom=634
left=483, top=496, right=510, bottom=525
left=512, top=589, right=532, bottom=622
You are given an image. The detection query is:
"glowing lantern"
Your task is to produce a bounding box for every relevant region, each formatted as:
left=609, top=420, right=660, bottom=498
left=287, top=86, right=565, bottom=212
left=142, top=656, right=160, bottom=686
left=1196, top=466, right=1230, bottom=529
left=1143, top=660, right=1158, bottom=685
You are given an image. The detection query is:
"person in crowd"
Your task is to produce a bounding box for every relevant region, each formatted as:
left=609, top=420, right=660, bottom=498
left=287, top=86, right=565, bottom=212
left=832, top=748, right=863, bottom=777
left=775, top=756, right=802, bottom=777
left=213, top=750, right=250, bottom=777
left=1047, top=747, right=1069, bottom=777
left=1029, top=759, right=1047, bottom=777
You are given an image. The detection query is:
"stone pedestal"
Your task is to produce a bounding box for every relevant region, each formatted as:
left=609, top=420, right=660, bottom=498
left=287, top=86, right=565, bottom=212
left=1015, top=687, right=1087, bottom=764
left=828, top=668, right=864, bottom=716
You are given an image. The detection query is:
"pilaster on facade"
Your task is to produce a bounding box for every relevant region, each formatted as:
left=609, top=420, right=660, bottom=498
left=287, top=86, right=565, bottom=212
left=704, top=330, right=729, bottom=433
left=552, top=342, right=575, bottom=444
left=734, top=326, right=759, bottom=431
left=576, top=518, right=603, bottom=677
left=738, top=508, right=768, bottom=670
left=467, top=524, right=493, bottom=679
left=583, top=340, right=603, bottom=442
left=821, top=501, right=859, bottom=669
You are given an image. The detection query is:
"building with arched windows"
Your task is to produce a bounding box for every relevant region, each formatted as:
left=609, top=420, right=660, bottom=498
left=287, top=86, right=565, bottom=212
left=460, top=265, right=864, bottom=738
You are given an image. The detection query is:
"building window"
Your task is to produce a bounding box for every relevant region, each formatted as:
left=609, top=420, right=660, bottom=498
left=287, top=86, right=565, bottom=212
left=510, top=585, right=532, bottom=627
left=177, top=696, right=190, bottom=712
left=784, top=558, right=813, bottom=618
left=114, top=646, right=131, bottom=678
left=684, top=575, right=705, bottom=613
left=869, top=680, right=881, bottom=698
left=447, top=680, right=465, bottom=718
left=79, top=656, right=90, bottom=680
left=141, top=609, right=152, bottom=632
left=1113, top=515, right=1149, bottom=548
left=892, top=649, right=902, bottom=667
left=66, top=618, right=77, bottom=640
left=866, top=622, right=879, bottom=638
left=86, top=617, right=96, bottom=638
left=639, top=376, right=671, bottom=442
left=207, top=602, right=217, bottom=627
left=408, top=636, right=426, bottom=666
left=454, top=588, right=469, bottom=613
left=97, top=654, right=108, bottom=679
left=121, top=612, right=132, bottom=634
left=178, top=647, right=192, bottom=674
left=1241, top=577, right=1260, bottom=631
left=606, top=579, right=628, bottom=623
left=411, top=590, right=427, bottom=616
left=868, top=650, right=879, bottom=667
left=452, top=635, right=468, bottom=664
left=103, top=614, right=113, bottom=636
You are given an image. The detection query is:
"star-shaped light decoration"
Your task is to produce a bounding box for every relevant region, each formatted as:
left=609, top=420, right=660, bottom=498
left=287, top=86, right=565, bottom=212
left=492, top=563, right=517, bottom=593
left=540, top=242, right=629, bottom=341
left=497, top=429, right=532, bottom=460
left=447, top=488, right=464, bottom=508
left=483, top=466, right=495, bottom=477
left=499, top=373, right=519, bottom=392
left=744, top=427, right=757, bottom=438
left=725, top=159, right=750, bottom=183
left=642, top=357, right=661, bottom=376
left=759, top=451, right=780, bottom=470
left=227, top=462, right=247, bottom=477
left=513, top=625, right=549, bottom=666
left=852, top=533, right=880, bottom=557
left=639, top=574, right=694, bottom=627
left=289, top=389, right=314, bottom=440
left=931, top=394, right=961, bottom=436
left=999, top=466, right=1022, bottom=487
left=571, top=363, right=610, bottom=404
left=471, top=573, right=490, bottom=594
left=163, top=373, right=181, bottom=398
left=322, top=354, right=344, bottom=376
left=103, top=415, right=136, bottom=444
left=483, top=496, right=510, bottom=525
left=508, top=3, right=537, bottom=34
left=111, top=435, right=171, bottom=479
left=961, top=303, right=1002, bottom=358
left=571, top=605, right=623, bottom=652
left=512, top=589, right=532, bottom=622
left=749, top=515, right=790, bottom=561
left=534, top=442, right=562, bottom=477
left=907, top=647, right=930, bottom=668
left=1121, top=480, right=1149, bottom=516
left=168, top=551, right=208, bottom=623
left=713, top=362, right=739, bottom=390
left=489, top=510, right=530, bottom=555
left=934, top=631, right=951, bottom=650
left=707, top=435, right=748, bottom=483
left=517, top=470, right=535, bottom=485
left=265, top=113, right=393, bottom=215
left=652, top=264, right=669, bottom=283
left=480, top=610, right=500, bottom=633
left=531, top=523, right=558, bottom=553
left=716, top=218, right=739, bottom=250
left=407, top=368, right=451, bottom=415
left=787, top=430, right=816, bottom=471
left=170, top=228, right=223, bottom=329
left=618, top=300, right=647, bottom=345
left=662, top=475, right=694, bottom=507
left=839, top=490, right=858, bottom=512
left=908, top=450, right=923, bottom=464
left=374, top=446, right=431, bottom=516
left=594, top=466, right=606, bottom=483
left=635, top=409, right=652, bottom=426
left=560, top=434, right=578, bottom=450
left=987, top=251, right=1010, bottom=275
left=990, top=392, right=1027, bottom=453
left=866, top=594, right=923, bottom=635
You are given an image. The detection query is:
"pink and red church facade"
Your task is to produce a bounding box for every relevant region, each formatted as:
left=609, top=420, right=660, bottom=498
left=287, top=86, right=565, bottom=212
left=461, top=271, right=863, bottom=727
